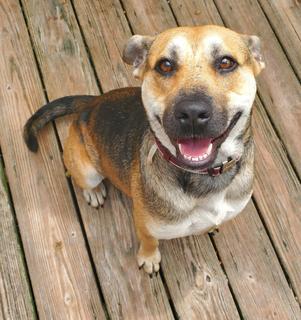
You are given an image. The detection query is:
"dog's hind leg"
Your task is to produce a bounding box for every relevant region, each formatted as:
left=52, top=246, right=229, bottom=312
left=63, top=122, right=106, bottom=208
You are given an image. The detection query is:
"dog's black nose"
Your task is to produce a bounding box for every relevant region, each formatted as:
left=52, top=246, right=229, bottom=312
left=174, top=100, right=212, bottom=129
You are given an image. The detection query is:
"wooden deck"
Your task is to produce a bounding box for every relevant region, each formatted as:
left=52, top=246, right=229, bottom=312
left=0, top=0, right=300, bottom=319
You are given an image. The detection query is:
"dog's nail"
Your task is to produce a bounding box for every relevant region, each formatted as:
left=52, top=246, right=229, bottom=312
left=138, top=263, right=145, bottom=270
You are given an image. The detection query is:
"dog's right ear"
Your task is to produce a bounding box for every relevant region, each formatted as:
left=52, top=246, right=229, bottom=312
left=122, top=35, right=155, bottom=79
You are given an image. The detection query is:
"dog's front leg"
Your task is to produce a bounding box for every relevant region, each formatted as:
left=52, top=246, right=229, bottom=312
left=133, top=208, right=161, bottom=275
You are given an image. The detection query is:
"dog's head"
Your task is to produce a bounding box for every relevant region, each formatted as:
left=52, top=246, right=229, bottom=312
left=123, top=25, right=264, bottom=170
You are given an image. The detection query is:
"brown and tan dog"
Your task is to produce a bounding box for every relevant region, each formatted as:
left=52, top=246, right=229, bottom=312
left=24, top=25, right=264, bottom=275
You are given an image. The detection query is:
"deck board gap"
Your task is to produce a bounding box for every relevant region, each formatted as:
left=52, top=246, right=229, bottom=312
left=165, top=1, right=180, bottom=26
left=69, top=0, right=104, bottom=93
left=209, top=233, right=244, bottom=320
left=256, top=0, right=301, bottom=83
left=251, top=196, right=301, bottom=309
left=18, top=0, right=49, bottom=101
left=207, top=0, right=228, bottom=26
left=0, top=150, right=39, bottom=319
left=64, top=173, right=111, bottom=319
left=118, top=0, right=135, bottom=36
left=158, top=269, right=179, bottom=320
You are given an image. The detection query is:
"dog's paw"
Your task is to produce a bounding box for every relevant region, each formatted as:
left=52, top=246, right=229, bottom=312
left=83, top=183, right=106, bottom=208
left=137, top=247, right=161, bottom=275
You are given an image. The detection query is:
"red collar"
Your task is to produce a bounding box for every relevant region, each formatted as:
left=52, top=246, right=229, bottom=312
left=154, top=137, right=240, bottom=177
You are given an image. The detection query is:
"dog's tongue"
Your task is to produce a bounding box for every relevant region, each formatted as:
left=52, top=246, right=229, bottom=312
left=178, top=138, right=212, bottom=157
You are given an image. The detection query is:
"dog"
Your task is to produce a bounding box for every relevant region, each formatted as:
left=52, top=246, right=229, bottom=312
left=23, top=25, right=264, bottom=275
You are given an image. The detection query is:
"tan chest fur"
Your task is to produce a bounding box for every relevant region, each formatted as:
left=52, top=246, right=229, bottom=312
left=146, top=160, right=253, bottom=240
left=147, top=190, right=251, bottom=240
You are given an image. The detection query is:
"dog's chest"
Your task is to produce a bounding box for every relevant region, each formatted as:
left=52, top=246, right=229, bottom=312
left=148, top=191, right=251, bottom=240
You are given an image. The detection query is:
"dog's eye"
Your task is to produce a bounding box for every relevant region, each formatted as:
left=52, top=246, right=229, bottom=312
left=155, top=59, right=175, bottom=75
left=216, top=56, right=237, bottom=73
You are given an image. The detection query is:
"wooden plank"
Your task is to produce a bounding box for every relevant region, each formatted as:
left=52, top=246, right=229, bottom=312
left=257, top=0, right=301, bottom=79
left=0, top=1, right=106, bottom=318
left=170, top=0, right=301, bottom=306
left=0, top=158, right=36, bottom=319
left=124, top=0, right=301, bottom=317
left=160, top=236, right=240, bottom=319
left=214, top=201, right=300, bottom=320
left=253, top=97, right=301, bottom=300
left=213, top=0, right=301, bottom=178
left=73, top=0, right=137, bottom=91
left=21, top=0, right=174, bottom=318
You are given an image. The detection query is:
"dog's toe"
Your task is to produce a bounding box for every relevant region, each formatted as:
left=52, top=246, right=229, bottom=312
left=137, top=248, right=161, bottom=275
left=83, top=185, right=106, bottom=208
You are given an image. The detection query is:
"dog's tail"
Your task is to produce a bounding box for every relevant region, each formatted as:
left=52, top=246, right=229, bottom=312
left=23, top=95, right=96, bottom=152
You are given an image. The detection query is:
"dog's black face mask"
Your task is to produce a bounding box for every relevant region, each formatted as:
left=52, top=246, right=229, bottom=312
left=162, top=90, right=241, bottom=169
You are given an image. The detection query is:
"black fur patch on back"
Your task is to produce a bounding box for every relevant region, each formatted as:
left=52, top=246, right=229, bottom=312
left=89, top=87, right=148, bottom=182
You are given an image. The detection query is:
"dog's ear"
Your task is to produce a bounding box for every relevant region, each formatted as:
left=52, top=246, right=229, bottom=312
left=242, top=35, right=265, bottom=76
left=123, top=35, right=155, bottom=79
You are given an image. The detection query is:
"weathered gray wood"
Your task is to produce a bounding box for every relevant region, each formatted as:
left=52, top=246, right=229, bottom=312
left=0, top=1, right=106, bottom=318
left=253, top=97, right=301, bottom=301
left=160, top=235, right=240, bottom=320
left=0, top=159, right=36, bottom=320
left=73, top=0, right=137, bottom=91
left=258, top=0, right=301, bottom=79
left=214, top=201, right=300, bottom=319
left=21, top=0, right=174, bottom=318
left=213, top=0, right=301, bottom=178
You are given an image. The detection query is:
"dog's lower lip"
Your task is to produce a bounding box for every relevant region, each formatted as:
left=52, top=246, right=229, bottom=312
left=175, top=111, right=242, bottom=167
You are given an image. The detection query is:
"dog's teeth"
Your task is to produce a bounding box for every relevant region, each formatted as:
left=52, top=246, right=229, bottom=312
left=207, top=143, right=213, bottom=154
left=191, top=157, right=199, bottom=162
left=178, top=144, right=183, bottom=154
left=184, top=155, right=192, bottom=160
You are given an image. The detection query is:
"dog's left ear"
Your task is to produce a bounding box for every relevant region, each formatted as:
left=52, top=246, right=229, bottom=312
left=123, top=35, right=155, bottom=79
left=242, top=35, right=265, bottom=76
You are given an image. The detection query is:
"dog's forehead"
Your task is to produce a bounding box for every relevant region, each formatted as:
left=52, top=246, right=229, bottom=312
left=149, top=26, right=246, bottom=63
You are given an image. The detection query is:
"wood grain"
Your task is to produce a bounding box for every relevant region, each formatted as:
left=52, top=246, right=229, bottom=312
left=160, top=235, right=240, bottom=320
left=0, top=158, right=36, bottom=320
left=21, top=0, right=174, bottom=318
left=213, top=0, right=301, bottom=177
left=0, top=1, right=106, bottom=318
left=72, top=0, right=137, bottom=91
left=213, top=201, right=300, bottom=320
left=253, top=97, right=301, bottom=300
left=258, top=0, right=301, bottom=79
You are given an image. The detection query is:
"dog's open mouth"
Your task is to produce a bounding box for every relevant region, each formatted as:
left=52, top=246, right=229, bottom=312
left=176, top=112, right=242, bottom=168
left=154, top=111, right=242, bottom=171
